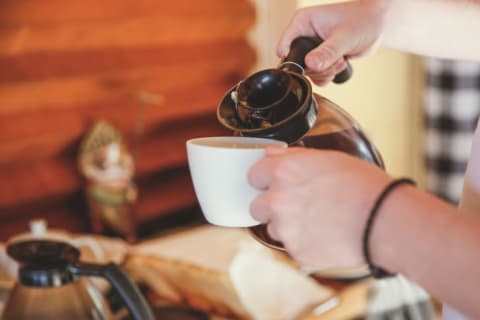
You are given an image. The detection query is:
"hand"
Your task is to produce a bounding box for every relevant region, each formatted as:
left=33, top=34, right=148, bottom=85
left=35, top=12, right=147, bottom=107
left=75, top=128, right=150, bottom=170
left=278, top=0, right=391, bottom=85
left=248, top=147, right=392, bottom=269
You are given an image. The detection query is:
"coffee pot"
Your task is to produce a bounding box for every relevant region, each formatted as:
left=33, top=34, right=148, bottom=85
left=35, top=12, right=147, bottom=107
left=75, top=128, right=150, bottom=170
left=217, top=37, right=384, bottom=249
left=1, top=240, right=154, bottom=320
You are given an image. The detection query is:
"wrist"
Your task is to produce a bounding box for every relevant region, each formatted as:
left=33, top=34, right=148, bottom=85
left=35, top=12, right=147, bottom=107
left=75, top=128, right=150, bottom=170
left=366, top=179, right=417, bottom=276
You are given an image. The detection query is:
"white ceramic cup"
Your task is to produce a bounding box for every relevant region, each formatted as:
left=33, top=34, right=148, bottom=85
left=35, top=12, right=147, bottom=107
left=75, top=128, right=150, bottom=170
left=186, top=136, right=287, bottom=227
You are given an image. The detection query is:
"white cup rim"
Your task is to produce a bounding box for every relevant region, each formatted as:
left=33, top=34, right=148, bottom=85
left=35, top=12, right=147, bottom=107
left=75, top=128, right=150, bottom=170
left=186, top=136, right=287, bottom=150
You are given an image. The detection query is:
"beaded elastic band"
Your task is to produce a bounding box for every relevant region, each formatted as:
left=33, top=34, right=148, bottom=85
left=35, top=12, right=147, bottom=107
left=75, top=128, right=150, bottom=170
left=362, top=178, right=416, bottom=279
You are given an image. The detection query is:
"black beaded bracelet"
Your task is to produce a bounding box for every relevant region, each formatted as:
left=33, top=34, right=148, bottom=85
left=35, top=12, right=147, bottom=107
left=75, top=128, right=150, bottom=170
left=362, top=178, right=416, bottom=279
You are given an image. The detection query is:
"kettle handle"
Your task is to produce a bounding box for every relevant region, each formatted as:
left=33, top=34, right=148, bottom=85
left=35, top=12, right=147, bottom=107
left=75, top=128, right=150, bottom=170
left=282, top=36, right=353, bottom=84
left=70, top=262, right=155, bottom=320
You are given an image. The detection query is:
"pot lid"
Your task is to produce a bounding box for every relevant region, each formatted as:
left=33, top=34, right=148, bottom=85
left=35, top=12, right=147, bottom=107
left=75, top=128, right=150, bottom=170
left=7, top=240, right=80, bottom=266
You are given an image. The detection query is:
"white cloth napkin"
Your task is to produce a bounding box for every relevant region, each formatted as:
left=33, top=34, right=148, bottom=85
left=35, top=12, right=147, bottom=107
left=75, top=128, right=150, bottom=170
left=131, top=225, right=334, bottom=319
left=229, top=241, right=333, bottom=320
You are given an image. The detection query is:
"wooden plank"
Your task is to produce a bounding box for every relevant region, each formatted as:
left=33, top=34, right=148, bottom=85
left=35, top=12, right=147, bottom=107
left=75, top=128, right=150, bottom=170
left=0, top=0, right=255, bottom=241
left=134, top=167, right=198, bottom=224
left=0, top=114, right=229, bottom=209
left=0, top=40, right=253, bottom=83
left=0, top=50, right=253, bottom=116
left=0, top=156, right=81, bottom=211
left=0, top=193, right=89, bottom=241
left=0, top=14, right=255, bottom=55
left=135, top=115, right=230, bottom=176
left=0, top=82, right=233, bottom=165
left=0, top=0, right=254, bottom=25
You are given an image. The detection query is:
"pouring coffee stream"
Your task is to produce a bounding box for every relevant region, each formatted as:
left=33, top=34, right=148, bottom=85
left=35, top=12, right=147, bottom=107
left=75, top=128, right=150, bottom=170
left=217, top=36, right=384, bottom=251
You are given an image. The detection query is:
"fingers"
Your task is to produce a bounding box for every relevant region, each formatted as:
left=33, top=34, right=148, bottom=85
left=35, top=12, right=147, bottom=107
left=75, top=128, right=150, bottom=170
left=277, top=8, right=353, bottom=86
left=249, top=193, right=283, bottom=242
left=306, top=58, right=348, bottom=86
left=277, top=9, right=317, bottom=58
left=248, top=148, right=284, bottom=190
left=267, top=223, right=282, bottom=242
left=249, top=190, right=277, bottom=223
left=304, top=29, right=351, bottom=72
left=248, top=147, right=305, bottom=190
left=248, top=156, right=280, bottom=190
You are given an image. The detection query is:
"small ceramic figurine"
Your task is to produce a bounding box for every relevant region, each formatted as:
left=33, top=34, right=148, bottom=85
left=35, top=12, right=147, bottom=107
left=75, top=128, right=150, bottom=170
left=79, top=120, right=137, bottom=242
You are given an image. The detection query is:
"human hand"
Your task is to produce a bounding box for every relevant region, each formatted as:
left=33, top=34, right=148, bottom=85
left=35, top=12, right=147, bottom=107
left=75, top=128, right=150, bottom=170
left=278, top=0, right=391, bottom=85
left=248, top=147, right=392, bottom=270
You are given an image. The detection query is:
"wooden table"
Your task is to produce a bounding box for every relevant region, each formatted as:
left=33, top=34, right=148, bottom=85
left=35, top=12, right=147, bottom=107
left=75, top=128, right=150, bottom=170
left=301, top=278, right=372, bottom=319
left=127, top=225, right=375, bottom=320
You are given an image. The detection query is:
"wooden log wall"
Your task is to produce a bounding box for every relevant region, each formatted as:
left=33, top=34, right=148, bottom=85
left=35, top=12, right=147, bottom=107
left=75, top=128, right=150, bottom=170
left=0, top=0, right=256, bottom=241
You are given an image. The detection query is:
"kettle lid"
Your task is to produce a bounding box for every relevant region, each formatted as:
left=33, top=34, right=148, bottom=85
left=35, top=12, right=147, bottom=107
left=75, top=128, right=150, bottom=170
left=7, top=240, right=80, bottom=287
left=8, top=240, right=80, bottom=266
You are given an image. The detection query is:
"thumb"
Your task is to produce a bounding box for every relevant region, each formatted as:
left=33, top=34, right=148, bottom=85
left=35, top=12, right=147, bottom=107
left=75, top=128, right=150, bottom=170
left=277, top=26, right=302, bottom=58
left=304, top=29, right=352, bottom=72
left=277, top=10, right=317, bottom=58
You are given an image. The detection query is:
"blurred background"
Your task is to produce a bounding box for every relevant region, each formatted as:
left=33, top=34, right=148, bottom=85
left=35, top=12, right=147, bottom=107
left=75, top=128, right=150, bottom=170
left=0, top=0, right=477, bottom=242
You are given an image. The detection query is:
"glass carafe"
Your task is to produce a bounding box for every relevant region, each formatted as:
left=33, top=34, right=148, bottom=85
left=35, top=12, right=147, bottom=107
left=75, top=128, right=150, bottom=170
left=217, top=37, right=384, bottom=265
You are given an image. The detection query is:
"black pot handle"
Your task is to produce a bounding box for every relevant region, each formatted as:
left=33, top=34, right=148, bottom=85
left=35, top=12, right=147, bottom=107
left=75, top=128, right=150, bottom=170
left=282, top=36, right=352, bottom=84
left=70, top=262, right=155, bottom=320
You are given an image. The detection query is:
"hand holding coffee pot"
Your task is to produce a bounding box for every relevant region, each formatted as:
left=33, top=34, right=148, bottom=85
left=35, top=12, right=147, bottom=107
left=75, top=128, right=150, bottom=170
left=216, top=37, right=383, bottom=251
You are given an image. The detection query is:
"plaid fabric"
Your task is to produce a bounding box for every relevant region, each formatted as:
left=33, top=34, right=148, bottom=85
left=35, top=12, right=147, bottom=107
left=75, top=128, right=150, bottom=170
left=425, top=59, right=480, bottom=320
left=366, top=276, right=435, bottom=320
left=424, top=58, right=480, bottom=204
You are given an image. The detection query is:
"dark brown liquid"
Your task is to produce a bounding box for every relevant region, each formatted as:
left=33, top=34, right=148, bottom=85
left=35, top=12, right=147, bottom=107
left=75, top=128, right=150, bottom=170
left=250, top=127, right=384, bottom=251
left=194, top=140, right=270, bottom=149
left=300, top=127, right=384, bottom=167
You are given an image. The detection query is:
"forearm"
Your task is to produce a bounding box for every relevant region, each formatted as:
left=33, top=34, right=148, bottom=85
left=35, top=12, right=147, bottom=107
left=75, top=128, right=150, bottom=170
left=371, top=184, right=480, bottom=318
left=382, top=0, right=480, bottom=61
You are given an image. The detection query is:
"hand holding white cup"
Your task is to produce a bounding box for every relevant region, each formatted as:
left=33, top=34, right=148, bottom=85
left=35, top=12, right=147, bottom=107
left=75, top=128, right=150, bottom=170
left=186, top=136, right=287, bottom=227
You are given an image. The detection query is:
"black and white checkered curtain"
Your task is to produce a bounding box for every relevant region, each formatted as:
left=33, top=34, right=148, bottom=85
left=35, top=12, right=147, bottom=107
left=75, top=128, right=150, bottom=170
left=424, top=59, right=480, bottom=204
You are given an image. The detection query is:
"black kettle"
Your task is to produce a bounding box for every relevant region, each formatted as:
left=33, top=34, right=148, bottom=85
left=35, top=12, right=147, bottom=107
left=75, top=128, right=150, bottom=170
left=217, top=37, right=384, bottom=249
left=1, top=240, right=154, bottom=320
